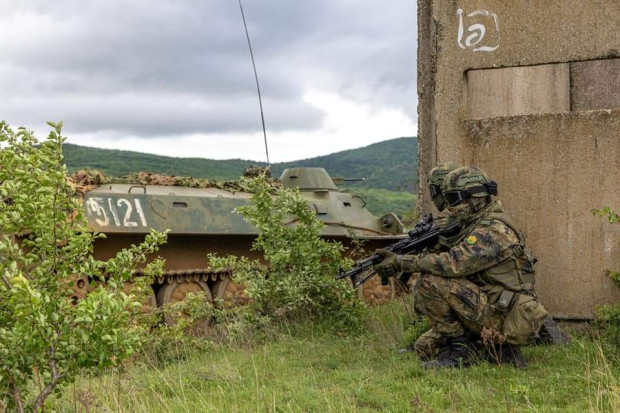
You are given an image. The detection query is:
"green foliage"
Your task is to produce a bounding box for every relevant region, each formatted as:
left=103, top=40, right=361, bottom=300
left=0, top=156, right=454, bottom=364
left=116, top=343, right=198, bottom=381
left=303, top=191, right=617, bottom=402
left=0, top=122, right=167, bottom=411
left=208, top=173, right=366, bottom=332
left=591, top=206, right=620, bottom=287
left=591, top=206, right=620, bottom=224
left=591, top=206, right=620, bottom=349
left=609, top=271, right=620, bottom=288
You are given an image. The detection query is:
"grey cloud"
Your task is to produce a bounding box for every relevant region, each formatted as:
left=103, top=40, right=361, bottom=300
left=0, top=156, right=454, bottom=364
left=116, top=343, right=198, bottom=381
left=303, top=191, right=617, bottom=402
left=3, top=93, right=324, bottom=136
left=0, top=0, right=416, bottom=138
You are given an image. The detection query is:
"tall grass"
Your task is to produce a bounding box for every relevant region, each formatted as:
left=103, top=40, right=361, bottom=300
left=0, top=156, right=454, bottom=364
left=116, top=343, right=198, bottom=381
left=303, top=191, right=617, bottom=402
left=51, top=303, right=619, bottom=412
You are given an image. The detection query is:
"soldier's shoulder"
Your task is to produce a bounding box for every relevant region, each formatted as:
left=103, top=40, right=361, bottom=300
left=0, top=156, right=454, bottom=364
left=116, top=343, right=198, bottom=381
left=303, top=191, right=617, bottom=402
left=475, top=217, right=519, bottom=242
left=478, top=216, right=507, bottom=229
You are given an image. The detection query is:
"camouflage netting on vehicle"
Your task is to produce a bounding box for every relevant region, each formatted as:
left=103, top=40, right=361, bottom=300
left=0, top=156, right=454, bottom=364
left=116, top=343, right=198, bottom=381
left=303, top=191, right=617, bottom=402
left=68, top=166, right=280, bottom=195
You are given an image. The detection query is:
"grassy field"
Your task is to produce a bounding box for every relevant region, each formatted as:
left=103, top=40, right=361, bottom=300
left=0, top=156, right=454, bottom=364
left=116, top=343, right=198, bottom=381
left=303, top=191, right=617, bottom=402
left=53, top=303, right=619, bottom=412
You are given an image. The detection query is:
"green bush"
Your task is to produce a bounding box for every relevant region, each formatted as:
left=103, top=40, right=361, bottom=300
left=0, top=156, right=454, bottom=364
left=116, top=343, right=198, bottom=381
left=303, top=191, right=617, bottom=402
left=208, top=173, right=366, bottom=334
left=0, top=122, right=167, bottom=411
left=592, top=206, right=620, bottom=224
left=592, top=206, right=620, bottom=348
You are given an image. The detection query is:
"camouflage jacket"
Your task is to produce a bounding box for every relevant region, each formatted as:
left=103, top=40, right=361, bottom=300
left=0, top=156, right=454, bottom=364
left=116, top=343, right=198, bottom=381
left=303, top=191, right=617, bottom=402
left=403, top=202, right=520, bottom=278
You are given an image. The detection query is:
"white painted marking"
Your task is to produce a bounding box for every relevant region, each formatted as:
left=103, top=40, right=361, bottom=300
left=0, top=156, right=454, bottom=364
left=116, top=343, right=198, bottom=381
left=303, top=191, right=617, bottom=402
left=87, top=197, right=109, bottom=226
left=457, top=8, right=500, bottom=52
left=134, top=198, right=148, bottom=227
left=118, top=198, right=138, bottom=227
left=107, top=197, right=121, bottom=226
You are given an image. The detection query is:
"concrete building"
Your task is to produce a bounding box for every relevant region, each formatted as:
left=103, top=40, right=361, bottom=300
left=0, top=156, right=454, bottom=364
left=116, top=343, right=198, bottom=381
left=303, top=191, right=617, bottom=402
left=417, top=0, right=620, bottom=318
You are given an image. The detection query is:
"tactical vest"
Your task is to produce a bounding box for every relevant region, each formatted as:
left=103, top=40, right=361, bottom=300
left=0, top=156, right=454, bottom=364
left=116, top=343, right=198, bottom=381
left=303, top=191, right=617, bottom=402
left=439, top=205, right=537, bottom=298
left=475, top=212, right=537, bottom=293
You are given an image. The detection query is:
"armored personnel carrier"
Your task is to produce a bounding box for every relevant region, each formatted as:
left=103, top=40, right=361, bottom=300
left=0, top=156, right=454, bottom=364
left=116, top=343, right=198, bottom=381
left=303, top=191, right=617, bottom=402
left=74, top=167, right=405, bottom=317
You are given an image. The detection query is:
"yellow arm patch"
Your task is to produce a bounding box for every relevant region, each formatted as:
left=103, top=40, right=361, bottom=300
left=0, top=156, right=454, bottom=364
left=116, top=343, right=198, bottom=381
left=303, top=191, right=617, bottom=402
left=466, top=235, right=478, bottom=245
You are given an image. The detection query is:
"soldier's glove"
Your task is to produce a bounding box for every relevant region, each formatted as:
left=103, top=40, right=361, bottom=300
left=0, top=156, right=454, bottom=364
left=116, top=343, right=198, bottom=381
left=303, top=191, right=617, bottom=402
left=374, top=249, right=401, bottom=279
left=399, top=255, right=420, bottom=273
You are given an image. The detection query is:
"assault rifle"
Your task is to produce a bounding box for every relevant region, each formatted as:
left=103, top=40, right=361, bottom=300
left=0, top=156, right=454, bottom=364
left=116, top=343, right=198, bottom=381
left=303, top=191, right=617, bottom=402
left=336, top=214, right=460, bottom=288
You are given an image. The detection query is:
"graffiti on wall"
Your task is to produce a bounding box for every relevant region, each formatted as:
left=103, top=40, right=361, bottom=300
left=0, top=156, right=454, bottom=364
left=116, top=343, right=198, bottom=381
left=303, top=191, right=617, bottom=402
left=457, top=9, right=500, bottom=52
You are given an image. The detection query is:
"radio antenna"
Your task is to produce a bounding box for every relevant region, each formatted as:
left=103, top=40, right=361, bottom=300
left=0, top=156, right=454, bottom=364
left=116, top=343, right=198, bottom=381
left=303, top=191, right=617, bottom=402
left=238, top=0, right=270, bottom=165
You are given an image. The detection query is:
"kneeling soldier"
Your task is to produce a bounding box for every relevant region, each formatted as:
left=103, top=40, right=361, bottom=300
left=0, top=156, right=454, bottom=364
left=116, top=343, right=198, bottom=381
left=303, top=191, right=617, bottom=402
left=374, top=166, right=548, bottom=369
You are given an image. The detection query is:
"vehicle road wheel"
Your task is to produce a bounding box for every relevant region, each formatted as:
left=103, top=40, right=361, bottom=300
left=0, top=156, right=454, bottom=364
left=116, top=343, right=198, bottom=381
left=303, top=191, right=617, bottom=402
left=68, top=274, right=90, bottom=304
left=157, top=280, right=213, bottom=326
left=213, top=277, right=249, bottom=308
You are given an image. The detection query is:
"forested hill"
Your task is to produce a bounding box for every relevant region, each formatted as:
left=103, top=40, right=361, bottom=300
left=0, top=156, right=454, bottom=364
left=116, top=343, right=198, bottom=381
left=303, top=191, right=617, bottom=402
left=63, top=137, right=418, bottom=192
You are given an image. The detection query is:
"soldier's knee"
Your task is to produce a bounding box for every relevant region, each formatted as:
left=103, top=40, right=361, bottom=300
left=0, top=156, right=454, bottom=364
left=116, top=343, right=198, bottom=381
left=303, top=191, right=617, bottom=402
left=417, top=274, right=452, bottom=295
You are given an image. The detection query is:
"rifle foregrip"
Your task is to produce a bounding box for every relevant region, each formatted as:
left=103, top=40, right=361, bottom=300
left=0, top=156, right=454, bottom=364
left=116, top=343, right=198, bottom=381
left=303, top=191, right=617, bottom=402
left=336, top=254, right=382, bottom=280
left=397, top=272, right=413, bottom=285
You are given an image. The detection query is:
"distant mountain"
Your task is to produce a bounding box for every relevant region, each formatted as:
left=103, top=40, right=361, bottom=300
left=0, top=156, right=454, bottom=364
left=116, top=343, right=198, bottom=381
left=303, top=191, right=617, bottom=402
left=63, top=144, right=260, bottom=183
left=63, top=138, right=418, bottom=217
left=63, top=137, right=418, bottom=192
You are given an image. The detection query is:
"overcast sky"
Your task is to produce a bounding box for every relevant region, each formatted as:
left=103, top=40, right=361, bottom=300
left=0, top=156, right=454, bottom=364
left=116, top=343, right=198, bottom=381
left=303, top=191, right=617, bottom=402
left=0, top=1, right=417, bottom=162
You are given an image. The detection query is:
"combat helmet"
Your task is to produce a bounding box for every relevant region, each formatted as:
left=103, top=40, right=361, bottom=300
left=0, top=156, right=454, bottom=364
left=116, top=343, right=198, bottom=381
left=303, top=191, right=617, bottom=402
left=443, top=166, right=498, bottom=208
left=428, top=163, right=461, bottom=211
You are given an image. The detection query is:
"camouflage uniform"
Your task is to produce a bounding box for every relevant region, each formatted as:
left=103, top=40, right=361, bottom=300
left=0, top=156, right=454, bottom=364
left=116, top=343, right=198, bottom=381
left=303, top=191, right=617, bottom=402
left=411, top=201, right=518, bottom=340
left=377, top=166, right=547, bottom=367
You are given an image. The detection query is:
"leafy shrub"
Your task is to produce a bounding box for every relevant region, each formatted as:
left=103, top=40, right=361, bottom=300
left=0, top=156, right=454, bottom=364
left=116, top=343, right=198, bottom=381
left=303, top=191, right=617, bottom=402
left=208, top=173, right=366, bottom=333
left=592, top=206, right=620, bottom=348
left=592, top=206, right=620, bottom=287
left=0, top=122, right=167, bottom=411
left=591, top=206, right=620, bottom=224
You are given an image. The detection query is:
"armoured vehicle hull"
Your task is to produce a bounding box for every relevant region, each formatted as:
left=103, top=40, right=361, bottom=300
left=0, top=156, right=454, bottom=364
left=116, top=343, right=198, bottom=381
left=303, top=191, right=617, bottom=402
left=79, top=167, right=407, bottom=315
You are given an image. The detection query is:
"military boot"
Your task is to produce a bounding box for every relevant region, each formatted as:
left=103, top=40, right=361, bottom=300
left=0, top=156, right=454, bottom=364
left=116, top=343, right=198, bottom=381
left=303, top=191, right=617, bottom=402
left=483, top=343, right=527, bottom=369
left=421, top=334, right=480, bottom=369
left=534, top=316, right=570, bottom=345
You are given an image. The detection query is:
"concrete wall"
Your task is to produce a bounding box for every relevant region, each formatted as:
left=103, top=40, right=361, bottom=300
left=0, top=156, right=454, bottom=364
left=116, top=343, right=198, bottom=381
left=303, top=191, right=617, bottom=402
left=418, top=0, right=620, bottom=318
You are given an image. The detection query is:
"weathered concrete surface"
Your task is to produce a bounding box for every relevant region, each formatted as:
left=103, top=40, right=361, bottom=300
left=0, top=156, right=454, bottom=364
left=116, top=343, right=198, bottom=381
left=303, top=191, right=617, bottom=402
left=418, top=0, right=620, bottom=317
left=468, top=64, right=570, bottom=119
left=571, top=59, right=620, bottom=111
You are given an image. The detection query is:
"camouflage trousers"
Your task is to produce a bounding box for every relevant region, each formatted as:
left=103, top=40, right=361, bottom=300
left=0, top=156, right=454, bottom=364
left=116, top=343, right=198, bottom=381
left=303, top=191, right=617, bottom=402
left=413, top=274, right=504, bottom=358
